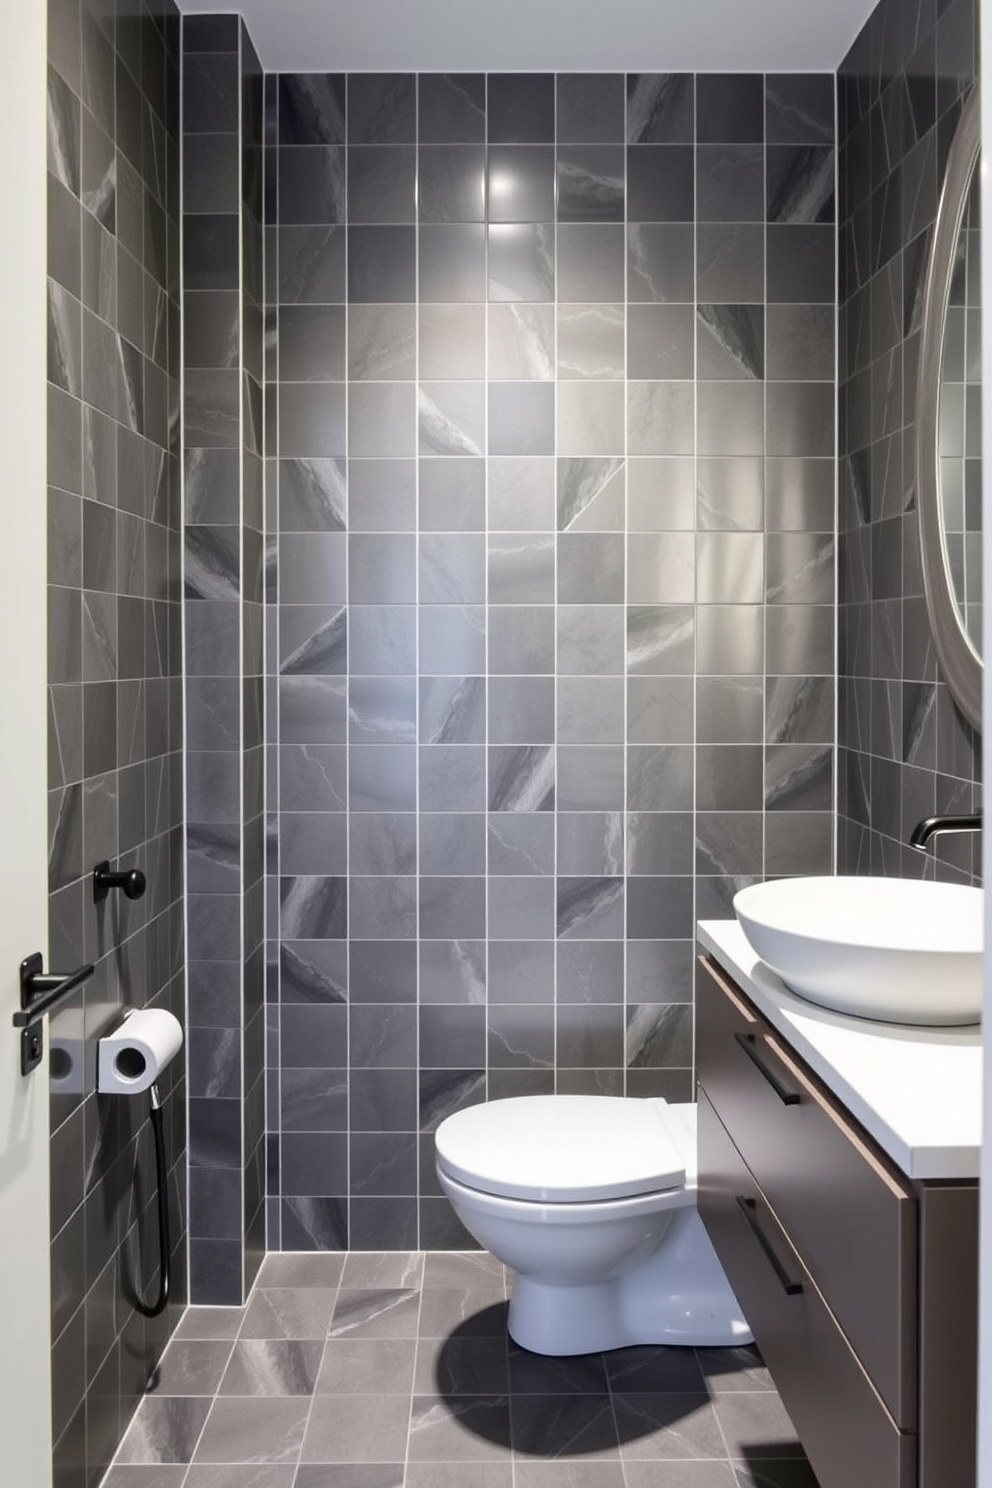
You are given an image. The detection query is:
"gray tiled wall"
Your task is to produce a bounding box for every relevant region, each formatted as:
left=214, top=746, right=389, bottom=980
left=264, top=71, right=838, bottom=1251
left=182, top=13, right=266, bottom=1305
left=837, top=0, right=982, bottom=882
left=46, top=0, right=185, bottom=1481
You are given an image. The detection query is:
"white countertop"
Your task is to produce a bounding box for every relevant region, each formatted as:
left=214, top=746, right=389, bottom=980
left=697, top=919, right=982, bottom=1181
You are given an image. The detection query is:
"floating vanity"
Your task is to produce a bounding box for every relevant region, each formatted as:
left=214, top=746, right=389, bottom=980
left=696, top=919, right=980, bottom=1488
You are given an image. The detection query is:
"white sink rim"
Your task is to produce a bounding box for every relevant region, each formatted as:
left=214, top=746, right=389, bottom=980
left=733, top=876, right=983, bottom=1027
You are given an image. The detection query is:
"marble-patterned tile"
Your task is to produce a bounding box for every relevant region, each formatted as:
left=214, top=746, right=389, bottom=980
left=419, top=676, right=485, bottom=745
left=767, top=146, right=835, bottom=225
left=328, top=1287, right=421, bottom=1339
left=408, top=1465, right=511, bottom=1488
left=218, top=1340, right=324, bottom=1396
left=731, top=1459, right=820, bottom=1488
left=317, top=1338, right=417, bottom=1395
left=185, top=1469, right=296, bottom=1488
left=627, top=73, right=695, bottom=144
left=279, top=74, right=346, bottom=145
left=239, top=1287, right=339, bottom=1341
left=301, top=1392, right=411, bottom=1463
left=697, top=304, right=765, bottom=381
left=557, top=305, right=625, bottom=381
left=556, top=877, right=625, bottom=940
left=409, top=1395, right=512, bottom=1462
left=605, top=1346, right=706, bottom=1393
left=557, top=147, right=624, bottom=222
left=558, top=74, right=625, bottom=144
left=510, top=1394, right=619, bottom=1460
left=146, top=1343, right=234, bottom=1399
left=488, top=223, right=555, bottom=303
left=613, top=1392, right=727, bottom=1460
left=102, top=1471, right=189, bottom=1488
left=174, top=1309, right=246, bottom=1344
left=296, top=1470, right=404, bottom=1488
left=488, top=745, right=555, bottom=812
left=115, top=1396, right=212, bottom=1464
left=419, top=73, right=486, bottom=144
left=710, top=1393, right=806, bottom=1457
left=488, top=813, right=555, bottom=875
left=695, top=1345, right=774, bottom=1393
left=624, top=1466, right=736, bottom=1487
left=557, top=457, right=625, bottom=532
left=508, top=1348, right=608, bottom=1396
left=418, top=384, right=485, bottom=457
left=192, top=1397, right=310, bottom=1466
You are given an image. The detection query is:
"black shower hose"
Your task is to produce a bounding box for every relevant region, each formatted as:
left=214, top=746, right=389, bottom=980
left=136, top=1082, right=170, bottom=1319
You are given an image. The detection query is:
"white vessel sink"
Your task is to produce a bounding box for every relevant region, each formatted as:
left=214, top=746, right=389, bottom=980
left=733, top=876, right=983, bottom=1026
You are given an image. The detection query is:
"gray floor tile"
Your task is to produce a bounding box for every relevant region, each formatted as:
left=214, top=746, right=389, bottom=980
left=328, top=1286, right=421, bottom=1339
left=255, top=1252, right=346, bottom=1289
left=623, top=1464, right=738, bottom=1487
left=316, top=1338, right=417, bottom=1394
left=613, top=1392, right=727, bottom=1462
left=146, top=1341, right=234, bottom=1397
left=418, top=1285, right=508, bottom=1337
left=115, top=1397, right=212, bottom=1465
left=415, top=1334, right=509, bottom=1394
left=407, top=1464, right=513, bottom=1487
left=219, top=1339, right=324, bottom=1395
left=192, top=1397, right=310, bottom=1466
left=508, top=1346, right=608, bottom=1394
left=408, top=1394, right=512, bottom=1462
left=300, top=1392, right=411, bottom=1463
left=733, top=1460, right=821, bottom=1488
left=340, top=1250, right=424, bottom=1289
left=295, top=1469, right=405, bottom=1488
left=510, top=1393, right=619, bottom=1460
left=101, top=1469, right=187, bottom=1488
left=514, top=1463, right=626, bottom=1487
left=240, top=1287, right=339, bottom=1340
left=421, top=1250, right=505, bottom=1290
left=184, top=1468, right=296, bottom=1488
left=173, top=1308, right=245, bottom=1342
left=605, top=1345, right=706, bottom=1393
left=711, top=1394, right=806, bottom=1459
left=696, top=1344, right=774, bottom=1392
left=106, top=1254, right=820, bottom=1488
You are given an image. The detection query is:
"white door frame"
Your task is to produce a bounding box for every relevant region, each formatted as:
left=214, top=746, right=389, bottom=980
left=0, top=5, right=54, bottom=1486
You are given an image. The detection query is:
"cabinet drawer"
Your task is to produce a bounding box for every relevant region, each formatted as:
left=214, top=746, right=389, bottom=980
left=697, top=956, right=917, bottom=1427
left=697, top=1090, right=915, bottom=1488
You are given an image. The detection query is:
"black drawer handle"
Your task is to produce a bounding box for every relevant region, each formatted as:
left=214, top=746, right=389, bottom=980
left=735, top=1195, right=803, bottom=1296
left=734, top=1031, right=801, bottom=1105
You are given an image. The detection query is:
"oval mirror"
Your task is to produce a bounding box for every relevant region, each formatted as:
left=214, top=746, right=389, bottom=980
left=917, top=84, right=981, bottom=729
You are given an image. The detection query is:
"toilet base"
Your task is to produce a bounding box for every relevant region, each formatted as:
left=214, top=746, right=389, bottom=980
left=505, top=1206, right=753, bottom=1356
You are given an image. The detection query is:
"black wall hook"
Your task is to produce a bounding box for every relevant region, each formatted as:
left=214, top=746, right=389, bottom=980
left=94, top=860, right=147, bottom=904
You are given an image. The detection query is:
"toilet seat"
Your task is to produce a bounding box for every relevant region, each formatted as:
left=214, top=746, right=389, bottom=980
left=434, top=1095, right=686, bottom=1203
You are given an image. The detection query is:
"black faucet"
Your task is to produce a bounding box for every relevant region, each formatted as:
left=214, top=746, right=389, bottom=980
left=909, top=811, right=983, bottom=850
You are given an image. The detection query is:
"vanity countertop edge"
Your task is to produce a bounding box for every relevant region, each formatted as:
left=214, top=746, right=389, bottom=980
left=696, top=919, right=982, bottom=1182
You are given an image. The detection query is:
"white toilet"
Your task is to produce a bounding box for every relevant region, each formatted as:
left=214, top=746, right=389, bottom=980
left=435, top=1094, right=752, bottom=1356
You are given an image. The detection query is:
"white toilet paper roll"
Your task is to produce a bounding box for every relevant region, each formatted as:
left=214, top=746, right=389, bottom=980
left=97, top=1007, right=184, bottom=1096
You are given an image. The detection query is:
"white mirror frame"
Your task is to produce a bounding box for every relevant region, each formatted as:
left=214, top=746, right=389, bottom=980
left=917, top=83, right=982, bottom=730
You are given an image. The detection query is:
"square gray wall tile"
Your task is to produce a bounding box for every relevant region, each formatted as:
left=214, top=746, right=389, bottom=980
left=261, top=65, right=840, bottom=1257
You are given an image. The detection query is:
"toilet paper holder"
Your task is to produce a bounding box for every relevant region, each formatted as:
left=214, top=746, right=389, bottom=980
left=97, top=1007, right=183, bottom=1096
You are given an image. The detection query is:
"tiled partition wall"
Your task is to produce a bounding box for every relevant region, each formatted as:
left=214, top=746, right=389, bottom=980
left=182, top=14, right=266, bottom=1305
left=46, top=0, right=186, bottom=1481
left=837, top=0, right=981, bottom=882
left=265, top=71, right=837, bottom=1250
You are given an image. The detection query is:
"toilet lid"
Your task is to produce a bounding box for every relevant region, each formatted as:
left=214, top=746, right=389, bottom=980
left=435, top=1095, right=686, bottom=1202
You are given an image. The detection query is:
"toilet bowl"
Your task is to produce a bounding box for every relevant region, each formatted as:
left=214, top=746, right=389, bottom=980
left=435, top=1094, right=752, bottom=1356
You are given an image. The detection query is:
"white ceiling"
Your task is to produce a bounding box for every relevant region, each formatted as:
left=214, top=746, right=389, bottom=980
left=177, top=0, right=878, bottom=74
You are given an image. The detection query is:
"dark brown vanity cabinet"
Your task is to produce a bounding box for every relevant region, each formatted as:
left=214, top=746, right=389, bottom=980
left=696, top=955, right=978, bottom=1488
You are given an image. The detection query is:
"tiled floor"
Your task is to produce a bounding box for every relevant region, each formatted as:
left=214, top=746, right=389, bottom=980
left=103, top=1252, right=820, bottom=1488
